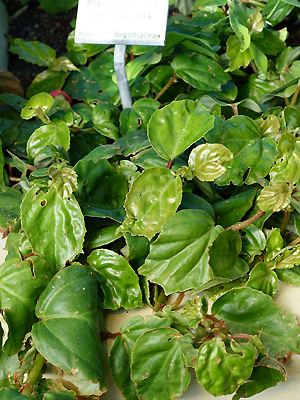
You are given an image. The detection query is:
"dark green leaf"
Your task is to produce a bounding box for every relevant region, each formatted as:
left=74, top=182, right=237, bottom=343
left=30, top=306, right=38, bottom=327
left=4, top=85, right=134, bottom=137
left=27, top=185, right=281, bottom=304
left=276, top=266, right=300, bottom=285
left=32, top=264, right=106, bottom=395
left=233, top=366, right=286, bottom=399
left=0, top=186, right=23, bottom=228
left=27, top=70, right=68, bottom=98
left=131, top=328, right=191, bottom=400
left=212, top=287, right=300, bottom=356
left=207, top=116, right=278, bottom=185
left=109, top=336, right=138, bottom=400
left=213, top=189, right=258, bottom=228
left=0, top=258, right=47, bottom=355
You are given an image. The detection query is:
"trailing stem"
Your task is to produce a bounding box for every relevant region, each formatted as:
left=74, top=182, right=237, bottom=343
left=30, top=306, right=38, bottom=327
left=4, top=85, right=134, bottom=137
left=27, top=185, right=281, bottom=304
left=226, top=209, right=265, bottom=231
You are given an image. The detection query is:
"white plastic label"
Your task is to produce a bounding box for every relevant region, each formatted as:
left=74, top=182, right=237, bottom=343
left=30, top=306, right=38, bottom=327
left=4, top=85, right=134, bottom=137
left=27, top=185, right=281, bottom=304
left=75, top=0, right=169, bottom=46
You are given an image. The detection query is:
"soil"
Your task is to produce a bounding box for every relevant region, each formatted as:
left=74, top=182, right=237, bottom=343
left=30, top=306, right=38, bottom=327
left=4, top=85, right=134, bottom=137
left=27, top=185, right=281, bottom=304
left=4, top=0, right=76, bottom=89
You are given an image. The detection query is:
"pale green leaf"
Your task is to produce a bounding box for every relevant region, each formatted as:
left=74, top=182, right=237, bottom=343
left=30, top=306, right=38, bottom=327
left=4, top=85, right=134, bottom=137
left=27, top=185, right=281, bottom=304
left=120, top=167, right=182, bottom=240
left=188, top=143, right=233, bottom=181
left=196, top=337, right=257, bottom=396
left=229, top=0, right=251, bottom=52
left=226, top=35, right=252, bottom=71
left=21, top=92, right=54, bottom=120
left=257, top=182, right=292, bottom=212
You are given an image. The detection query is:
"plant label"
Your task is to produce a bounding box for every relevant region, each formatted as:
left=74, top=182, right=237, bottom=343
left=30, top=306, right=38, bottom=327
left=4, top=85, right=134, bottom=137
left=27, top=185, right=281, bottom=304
left=75, top=0, right=169, bottom=46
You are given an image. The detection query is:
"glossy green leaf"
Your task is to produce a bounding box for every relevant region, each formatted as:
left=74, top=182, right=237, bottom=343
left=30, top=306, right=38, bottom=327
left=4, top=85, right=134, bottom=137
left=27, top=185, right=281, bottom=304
left=207, top=116, right=278, bottom=185
left=10, top=39, right=56, bottom=67
left=131, top=328, right=191, bottom=400
left=213, top=189, right=257, bottom=228
left=265, top=228, right=284, bottom=261
left=32, top=264, right=106, bottom=395
left=133, top=98, right=160, bottom=128
left=21, top=186, right=85, bottom=268
left=250, top=43, right=268, bottom=74
left=257, top=182, right=292, bottom=212
left=50, top=56, right=79, bottom=72
left=242, top=225, right=266, bottom=261
left=172, top=53, right=230, bottom=92
left=233, top=365, right=286, bottom=400
left=21, top=92, right=54, bottom=120
left=27, top=70, right=68, bottom=98
left=139, top=210, right=248, bottom=294
left=109, top=336, right=138, bottom=400
left=196, top=337, right=257, bottom=396
left=120, top=167, right=182, bottom=240
left=212, top=287, right=300, bottom=356
left=247, top=262, right=278, bottom=297
left=126, top=51, right=162, bottom=81
left=188, top=143, right=233, bottom=181
left=147, top=100, right=214, bottom=161
left=27, top=122, right=70, bottom=161
left=0, top=258, right=47, bottom=355
left=87, top=249, right=142, bottom=310
left=0, top=186, right=22, bottom=228
left=92, top=103, right=120, bottom=140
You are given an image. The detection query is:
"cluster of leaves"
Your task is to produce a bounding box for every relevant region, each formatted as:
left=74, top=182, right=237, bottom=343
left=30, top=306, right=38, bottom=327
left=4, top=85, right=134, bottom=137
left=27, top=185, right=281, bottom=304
left=1, top=0, right=300, bottom=399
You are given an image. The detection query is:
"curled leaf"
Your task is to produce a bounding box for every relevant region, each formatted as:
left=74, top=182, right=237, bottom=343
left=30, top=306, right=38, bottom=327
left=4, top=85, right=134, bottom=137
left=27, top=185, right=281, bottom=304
left=120, top=167, right=182, bottom=240
left=196, top=337, right=257, bottom=396
left=21, top=92, right=54, bottom=120
left=188, top=143, right=233, bottom=181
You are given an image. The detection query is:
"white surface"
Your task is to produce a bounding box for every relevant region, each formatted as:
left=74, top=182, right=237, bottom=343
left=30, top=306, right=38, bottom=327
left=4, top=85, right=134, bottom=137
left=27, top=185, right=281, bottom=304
left=1, top=240, right=300, bottom=399
left=75, top=0, right=169, bottom=45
